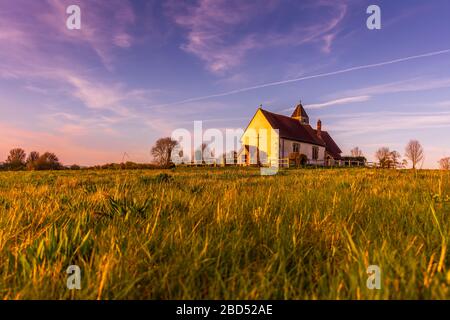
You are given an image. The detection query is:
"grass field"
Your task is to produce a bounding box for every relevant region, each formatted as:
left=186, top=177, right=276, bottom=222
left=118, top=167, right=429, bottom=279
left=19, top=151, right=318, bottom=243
left=0, top=167, right=449, bottom=299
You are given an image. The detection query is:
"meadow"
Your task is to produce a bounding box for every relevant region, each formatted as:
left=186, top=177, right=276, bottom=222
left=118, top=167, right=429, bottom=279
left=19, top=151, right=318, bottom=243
left=0, top=167, right=449, bottom=299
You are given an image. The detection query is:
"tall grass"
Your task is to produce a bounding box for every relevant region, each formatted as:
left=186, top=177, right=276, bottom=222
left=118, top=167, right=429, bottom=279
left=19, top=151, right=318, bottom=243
left=0, top=168, right=449, bottom=299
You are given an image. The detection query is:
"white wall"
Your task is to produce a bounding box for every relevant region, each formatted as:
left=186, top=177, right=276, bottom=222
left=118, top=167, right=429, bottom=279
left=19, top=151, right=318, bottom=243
left=279, top=139, right=325, bottom=162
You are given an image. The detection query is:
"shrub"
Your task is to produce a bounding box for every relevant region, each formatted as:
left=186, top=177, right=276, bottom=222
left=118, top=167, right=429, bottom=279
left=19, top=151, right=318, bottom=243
left=155, top=173, right=172, bottom=183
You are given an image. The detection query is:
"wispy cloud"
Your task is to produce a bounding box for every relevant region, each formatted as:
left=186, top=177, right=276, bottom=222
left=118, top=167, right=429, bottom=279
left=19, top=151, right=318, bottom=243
left=329, top=111, right=450, bottom=136
left=61, top=72, right=135, bottom=115
left=166, top=0, right=276, bottom=74
left=307, top=77, right=450, bottom=112
left=305, top=95, right=371, bottom=109
left=0, top=0, right=137, bottom=71
left=39, top=0, right=137, bottom=69
left=342, top=77, right=450, bottom=97
left=167, top=0, right=347, bottom=74
left=279, top=95, right=370, bottom=112
left=149, top=48, right=450, bottom=108
left=436, top=100, right=450, bottom=107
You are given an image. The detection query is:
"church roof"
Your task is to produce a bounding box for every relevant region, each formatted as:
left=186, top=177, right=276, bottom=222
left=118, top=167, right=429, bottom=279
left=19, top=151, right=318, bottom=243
left=291, top=103, right=309, bottom=119
left=260, top=108, right=325, bottom=146
left=314, top=130, right=342, bottom=159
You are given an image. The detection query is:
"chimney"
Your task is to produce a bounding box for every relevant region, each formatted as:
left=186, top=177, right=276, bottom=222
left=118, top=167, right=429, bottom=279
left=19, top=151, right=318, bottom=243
left=317, top=119, right=322, bottom=137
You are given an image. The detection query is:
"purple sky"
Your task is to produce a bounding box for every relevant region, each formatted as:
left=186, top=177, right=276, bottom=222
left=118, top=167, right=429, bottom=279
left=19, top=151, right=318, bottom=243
left=1, top=0, right=450, bottom=167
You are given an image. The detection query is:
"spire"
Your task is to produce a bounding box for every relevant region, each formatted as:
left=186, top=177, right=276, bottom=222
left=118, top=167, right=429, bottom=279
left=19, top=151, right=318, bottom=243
left=291, top=101, right=309, bottom=124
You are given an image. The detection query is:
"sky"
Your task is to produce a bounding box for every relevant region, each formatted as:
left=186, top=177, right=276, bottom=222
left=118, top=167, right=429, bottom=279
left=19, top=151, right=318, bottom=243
left=1, top=0, right=450, bottom=168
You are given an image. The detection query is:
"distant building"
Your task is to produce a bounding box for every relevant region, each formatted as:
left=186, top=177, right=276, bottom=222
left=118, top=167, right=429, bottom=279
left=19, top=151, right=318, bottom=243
left=238, top=101, right=342, bottom=166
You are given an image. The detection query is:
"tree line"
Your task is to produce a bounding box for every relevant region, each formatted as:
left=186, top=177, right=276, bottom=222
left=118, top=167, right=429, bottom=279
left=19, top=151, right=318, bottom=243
left=2, top=138, right=449, bottom=171
left=0, top=147, right=167, bottom=171
left=0, top=148, right=62, bottom=171
left=369, top=139, right=448, bottom=170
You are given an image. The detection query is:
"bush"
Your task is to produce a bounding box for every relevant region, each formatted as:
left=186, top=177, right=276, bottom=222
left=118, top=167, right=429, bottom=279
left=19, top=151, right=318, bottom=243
left=155, top=173, right=172, bottom=183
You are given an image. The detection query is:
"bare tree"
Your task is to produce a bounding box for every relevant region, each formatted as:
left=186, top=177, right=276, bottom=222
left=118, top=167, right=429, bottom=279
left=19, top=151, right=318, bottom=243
left=351, top=147, right=363, bottom=157
left=439, top=157, right=450, bottom=170
left=5, top=148, right=26, bottom=170
left=405, top=140, right=424, bottom=169
left=375, top=147, right=390, bottom=168
left=200, top=142, right=209, bottom=163
left=151, top=137, right=178, bottom=166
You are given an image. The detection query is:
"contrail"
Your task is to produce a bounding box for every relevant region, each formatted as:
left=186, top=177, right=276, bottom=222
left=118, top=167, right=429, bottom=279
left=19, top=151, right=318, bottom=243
left=149, top=48, right=450, bottom=108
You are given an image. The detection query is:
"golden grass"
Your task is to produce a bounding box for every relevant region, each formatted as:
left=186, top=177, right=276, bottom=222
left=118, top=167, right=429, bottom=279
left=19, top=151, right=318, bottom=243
left=0, top=167, right=449, bottom=299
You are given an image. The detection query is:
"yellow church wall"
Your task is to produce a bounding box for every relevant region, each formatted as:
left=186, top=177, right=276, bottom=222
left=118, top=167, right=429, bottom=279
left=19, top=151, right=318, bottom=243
left=240, top=109, right=280, bottom=164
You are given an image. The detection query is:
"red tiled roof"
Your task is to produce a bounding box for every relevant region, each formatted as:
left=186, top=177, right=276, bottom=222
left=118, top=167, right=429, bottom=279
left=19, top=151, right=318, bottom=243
left=315, top=130, right=342, bottom=160
left=260, top=109, right=325, bottom=146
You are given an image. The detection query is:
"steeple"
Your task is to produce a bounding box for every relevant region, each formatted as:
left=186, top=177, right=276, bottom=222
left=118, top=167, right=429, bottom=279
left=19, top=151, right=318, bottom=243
left=291, top=100, right=309, bottom=125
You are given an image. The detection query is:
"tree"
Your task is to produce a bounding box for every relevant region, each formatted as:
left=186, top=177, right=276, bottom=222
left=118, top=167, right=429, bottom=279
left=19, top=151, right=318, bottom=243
left=375, top=147, right=405, bottom=169
left=351, top=147, right=363, bottom=157
left=34, top=152, right=61, bottom=170
left=27, top=151, right=40, bottom=163
left=401, top=159, right=408, bottom=168
left=151, top=137, right=178, bottom=166
left=390, top=150, right=401, bottom=169
left=405, top=140, right=424, bottom=169
left=5, top=148, right=26, bottom=170
left=439, top=157, right=450, bottom=170
left=26, top=151, right=40, bottom=170
left=194, top=143, right=209, bottom=164
left=375, top=147, right=391, bottom=168
left=200, top=143, right=209, bottom=163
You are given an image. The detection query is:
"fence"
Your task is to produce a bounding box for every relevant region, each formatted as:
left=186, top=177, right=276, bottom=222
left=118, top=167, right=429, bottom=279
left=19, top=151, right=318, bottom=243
left=181, top=158, right=376, bottom=168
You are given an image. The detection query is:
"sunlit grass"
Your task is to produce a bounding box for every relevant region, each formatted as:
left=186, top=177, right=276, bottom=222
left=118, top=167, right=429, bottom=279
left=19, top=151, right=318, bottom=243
left=0, top=167, right=449, bottom=299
